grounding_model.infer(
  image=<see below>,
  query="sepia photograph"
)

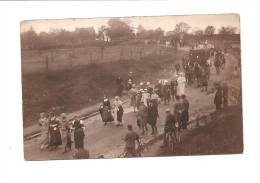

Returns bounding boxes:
[21,14,243,160]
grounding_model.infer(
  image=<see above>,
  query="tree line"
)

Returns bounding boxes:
[21,18,238,50]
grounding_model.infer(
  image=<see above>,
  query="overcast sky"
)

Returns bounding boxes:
[21,14,240,34]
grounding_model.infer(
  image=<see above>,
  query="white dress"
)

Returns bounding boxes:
[113,100,123,125]
[141,92,150,107]
[177,76,186,96]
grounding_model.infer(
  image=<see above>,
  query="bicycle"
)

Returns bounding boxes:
[164,129,177,152]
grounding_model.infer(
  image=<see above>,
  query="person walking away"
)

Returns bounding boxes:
[73,117,85,153]
[160,109,176,148]
[214,83,223,111]
[113,96,124,126]
[48,111,62,150]
[177,72,186,97]
[124,125,140,157]
[180,95,189,130]
[38,112,49,150]
[222,82,229,108]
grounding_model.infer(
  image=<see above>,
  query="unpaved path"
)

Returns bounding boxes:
[24,51,238,160]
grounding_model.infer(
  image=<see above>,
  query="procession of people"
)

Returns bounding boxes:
[36,47,231,158]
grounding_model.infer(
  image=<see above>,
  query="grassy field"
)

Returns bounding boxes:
[158,105,243,156]
[21,44,168,74]
[22,47,185,128]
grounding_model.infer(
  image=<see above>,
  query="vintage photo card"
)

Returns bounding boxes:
[21,14,242,160]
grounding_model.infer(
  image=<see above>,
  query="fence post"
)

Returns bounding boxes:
[45,55,49,70]
[89,51,93,64]
[139,46,143,60]
[120,48,123,61]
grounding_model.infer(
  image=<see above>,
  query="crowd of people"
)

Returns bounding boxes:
[182,48,226,92]
[38,111,89,159]
[36,47,231,158]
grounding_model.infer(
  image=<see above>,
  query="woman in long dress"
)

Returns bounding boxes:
[49,112,62,150]
[177,72,186,97]
[113,96,124,126]
[73,118,85,150]
[60,113,70,150]
[38,112,49,150]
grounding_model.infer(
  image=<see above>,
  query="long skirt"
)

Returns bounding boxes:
[49,129,62,147]
[177,83,185,96]
[147,115,157,127]
[39,131,49,149]
[181,111,189,129]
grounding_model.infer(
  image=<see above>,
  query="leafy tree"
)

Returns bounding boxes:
[204,25,215,35]
[194,29,204,36]
[106,18,134,41]
[218,26,237,35]
[97,25,107,41]
[153,27,164,39]
[21,27,38,49]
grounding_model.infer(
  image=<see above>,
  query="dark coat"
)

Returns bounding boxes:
[74,128,85,149]
[214,88,223,105]
[147,101,159,126]
[49,118,62,147]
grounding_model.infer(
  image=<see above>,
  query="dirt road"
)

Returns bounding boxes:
[24,52,238,160]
